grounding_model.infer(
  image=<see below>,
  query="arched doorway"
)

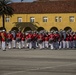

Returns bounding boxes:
[50,27,58,31]
[37,27,44,31]
[11,27,19,32]
[0,27,6,31]
[64,27,72,32]
[23,27,32,32]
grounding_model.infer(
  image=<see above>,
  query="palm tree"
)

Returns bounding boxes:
[0,0,14,28]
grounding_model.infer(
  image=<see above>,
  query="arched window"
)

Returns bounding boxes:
[50,27,58,31]
[11,27,19,32]
[24,27,32,32]
[37,27,44,31]
[64,27,72,32]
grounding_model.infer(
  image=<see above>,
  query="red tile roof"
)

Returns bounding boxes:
[8,1,76,14]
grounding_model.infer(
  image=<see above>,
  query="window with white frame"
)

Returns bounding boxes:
[59,17,62,22]
[5,16,10,22]
[30,17,35,23]
[69,16,75,22]
[17,17,22,22]
[43,17,48,22]
[55,16,59,22]
[55,16,62,22]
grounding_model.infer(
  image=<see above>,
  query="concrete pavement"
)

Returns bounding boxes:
[0,49,76,75]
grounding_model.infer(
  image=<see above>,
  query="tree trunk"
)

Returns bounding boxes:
[2,14,5,28]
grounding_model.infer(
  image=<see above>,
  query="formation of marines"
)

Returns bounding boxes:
[0,29,76,51]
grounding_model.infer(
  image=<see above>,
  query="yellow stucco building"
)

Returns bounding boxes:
[0,1,76,32]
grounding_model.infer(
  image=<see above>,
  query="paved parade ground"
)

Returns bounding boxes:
[0,49,76,75]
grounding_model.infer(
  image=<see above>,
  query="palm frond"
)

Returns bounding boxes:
[0,0,14,28]
[0,0,14,16]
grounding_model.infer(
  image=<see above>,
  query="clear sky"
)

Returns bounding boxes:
[12,0,35,2]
